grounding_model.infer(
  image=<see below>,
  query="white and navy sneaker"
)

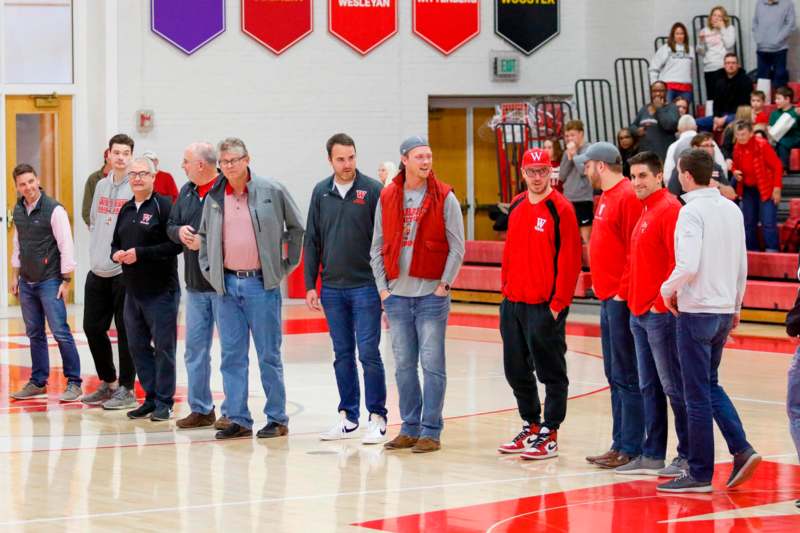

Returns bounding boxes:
[361,413,387,445]
[319,411,359,441]
[520,428,559,460]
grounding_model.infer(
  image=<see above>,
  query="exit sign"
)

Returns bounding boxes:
[492,52,520,81]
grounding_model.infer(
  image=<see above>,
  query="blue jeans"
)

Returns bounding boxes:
[383,293,450,440]
[321,284,387,423]
[741,186,778,251]
[788,346,800,463]
[216,274,286,430]
[696,113,734,132]
[18,277,82,387]
[667,89,693,105]
[184,290,224,416]
[676,313,752,482]
[124,289,180,409]
[600,299,643,456]
[630,311,688,460]
[757,49,789,91]
[777,143,793,174]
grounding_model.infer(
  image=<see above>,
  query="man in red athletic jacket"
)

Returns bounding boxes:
[497,147,582,460]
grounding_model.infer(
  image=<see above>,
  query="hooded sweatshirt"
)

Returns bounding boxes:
[89,172,132,277]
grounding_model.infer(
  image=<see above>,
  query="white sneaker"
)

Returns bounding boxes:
[361,413,387,445]
[319,411,359,441]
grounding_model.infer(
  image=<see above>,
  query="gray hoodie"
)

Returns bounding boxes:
[89,173,132,277]
[753,0,796,52]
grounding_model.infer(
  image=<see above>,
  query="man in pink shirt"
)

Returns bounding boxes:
[9,164,82,402]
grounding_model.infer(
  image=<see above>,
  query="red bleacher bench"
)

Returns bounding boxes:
[791,148,800,173]
[453,265,592,299]
[462,241,504,264]
[748,252,799,279]
[742,280,798,310]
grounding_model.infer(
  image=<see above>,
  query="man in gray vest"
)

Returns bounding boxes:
[9,164,82,402]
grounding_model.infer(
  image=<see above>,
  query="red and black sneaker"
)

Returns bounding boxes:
[497,423,541,454]
[520,429,558,460]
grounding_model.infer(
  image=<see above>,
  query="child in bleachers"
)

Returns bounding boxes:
[750,90,770,125]
[769,86,800,174]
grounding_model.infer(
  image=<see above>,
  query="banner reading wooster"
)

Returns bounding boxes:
[151,0,226,55]
[329,0,397,55]
[495,0,559,56]
[242,0,313,55]
[413,0,480,56]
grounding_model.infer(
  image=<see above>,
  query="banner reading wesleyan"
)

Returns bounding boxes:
[413,0,480,56]
[151,0,225,55]
[329,0,397,55]
[495,0,559,56]
[242,0,313,55]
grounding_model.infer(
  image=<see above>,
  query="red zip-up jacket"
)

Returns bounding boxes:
[589,178,643,301]
[628,188,681,316]
[501,189,582,313]
[731,136,782,202]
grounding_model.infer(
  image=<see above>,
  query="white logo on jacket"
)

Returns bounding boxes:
[535,217,547,232]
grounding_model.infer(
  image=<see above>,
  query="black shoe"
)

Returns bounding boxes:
[215,423,252,440]
[256,422,289,439]
[126,402,156,419]
[795,499,800,509]
[727,448,762,488]
[150,405,173,422]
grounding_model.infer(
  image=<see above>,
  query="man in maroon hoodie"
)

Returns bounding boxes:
[497,147,582,460]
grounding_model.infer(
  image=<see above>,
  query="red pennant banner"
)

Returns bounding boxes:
[242,0,313,55]
[328,0,397,55]
[413,0,480,55]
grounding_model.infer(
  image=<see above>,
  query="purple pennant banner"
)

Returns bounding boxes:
[151,0,226,55]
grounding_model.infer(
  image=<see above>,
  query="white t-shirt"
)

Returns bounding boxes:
[334,181,354,199]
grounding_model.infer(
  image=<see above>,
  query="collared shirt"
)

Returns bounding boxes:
[223,187,260,270]
[11,195,76,275]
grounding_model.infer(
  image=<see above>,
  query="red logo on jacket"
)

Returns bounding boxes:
[354,189,367,205]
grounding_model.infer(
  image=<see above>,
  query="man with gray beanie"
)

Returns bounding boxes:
[370,136,465,453]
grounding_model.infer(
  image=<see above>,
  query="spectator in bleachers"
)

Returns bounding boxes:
[543,137,563,188]
[650,23,695,104]
[664,115,728,183]
[674,96,690,117]
[617,128,640,178]
[697,6,736,103]
[697,54,751,132]
[753,0,796,93]
[769,86,800,173]
[630,81,680,162]
[558,120,594,246]
[751,90,771,125]
[668,133,736,201]
[731,120,783,251]
[721,106,755,160]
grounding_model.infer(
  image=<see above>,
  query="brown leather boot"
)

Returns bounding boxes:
[594,452,633,469]
[411,438,441,453]
[586,448,618,464]
[176,410,216,429]
[384,434,419,450]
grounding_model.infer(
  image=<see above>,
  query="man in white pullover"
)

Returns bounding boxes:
[657,148,760,494]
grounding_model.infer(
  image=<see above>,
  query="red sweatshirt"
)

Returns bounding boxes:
[589,178,643,301]
[501,189,582,313]
[627,188,681,316]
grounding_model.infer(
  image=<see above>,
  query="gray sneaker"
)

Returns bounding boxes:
[658,456,689,478]
[615,455,665,475]
[657,472,712,493]
[102,386,138,410]
[59,382,82,403]
[81,382,114,405]
[10,381,47,400]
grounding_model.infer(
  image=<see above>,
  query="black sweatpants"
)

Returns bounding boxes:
[83,271,135,389]
[499,299,569,429]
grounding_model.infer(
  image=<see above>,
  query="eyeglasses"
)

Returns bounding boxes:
[524,167,551,178]
[219,155,247,167]
[700,143,715,148]
[127,171,152,180]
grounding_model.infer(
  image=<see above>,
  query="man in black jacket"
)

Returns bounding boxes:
[698,54,752,132]
[112,157,182,422]
[304,133,388,444]
[167,142,225,430]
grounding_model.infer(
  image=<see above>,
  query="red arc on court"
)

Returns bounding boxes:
[328,0,397,55]
[242,0,313,55]
[412,0,480,55]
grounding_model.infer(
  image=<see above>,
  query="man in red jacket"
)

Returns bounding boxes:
[497,148,582,460]
[579,142,645,469]
[615,151,689,478]
[731,120,783,251]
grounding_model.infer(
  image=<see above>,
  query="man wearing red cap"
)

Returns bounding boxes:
[497,148,582,460]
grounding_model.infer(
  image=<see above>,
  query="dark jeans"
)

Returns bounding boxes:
[697,113,734,132]
[703,68,725,103]
[629,311,688,460]
[124,289,180,409]
[321,284,387,423]
[676,313,752,482]
[83,271,134,389]
[499,300,569,429]
[18,277,82,387]
[741,185,778,251]
[600,298,644,456]
[757,49,789,91]
[777,143,793,174]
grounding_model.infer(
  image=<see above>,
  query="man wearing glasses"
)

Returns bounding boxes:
[496,148,582,460]
[198,138,305,440]
[111,157,183,421]
[667,133,736,200]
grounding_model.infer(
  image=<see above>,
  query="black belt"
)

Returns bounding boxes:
[224,268,262,278]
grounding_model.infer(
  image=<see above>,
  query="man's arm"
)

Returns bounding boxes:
[776,2,797,45]
[735,211,748,313]
[50,206,77,277]
[616,194,644,301]
[551,203,582,314]
[656,104,679,134]
[278,183,305,273]
[303,188,322,291]
[661,208,703,298]
[81,173,98,227]
[165,189,185,245]
[440,193,466,288]
[370,202,389,294]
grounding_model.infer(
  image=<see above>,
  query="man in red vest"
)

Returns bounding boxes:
[496,148,582,460]
[370,136,465,453]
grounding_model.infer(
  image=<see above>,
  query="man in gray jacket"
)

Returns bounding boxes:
[198,137,304,440]
[753,0,796,91]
